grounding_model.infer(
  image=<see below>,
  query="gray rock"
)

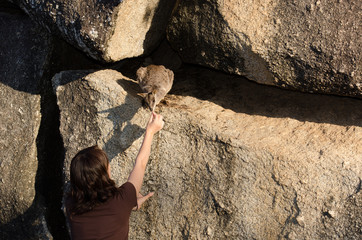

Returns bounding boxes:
[54,67,361,239]
[10,0,177,62]
[167,0,362,98]
[0,11,52,240]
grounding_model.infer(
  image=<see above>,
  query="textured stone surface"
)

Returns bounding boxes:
[54,67,361,239]
[167,0,362,98]
[0,11,51,239]
[10,0,177,62]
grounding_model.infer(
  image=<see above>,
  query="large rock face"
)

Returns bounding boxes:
[53,67,361,239]
[10,0,177,62]
[167,0,362,98]
[0,10,51,239]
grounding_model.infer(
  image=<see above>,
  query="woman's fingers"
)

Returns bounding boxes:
[146,112,164,134]
[136,192,155,210]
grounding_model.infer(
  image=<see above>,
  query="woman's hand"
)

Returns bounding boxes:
[133,192,154,210]
[146,112,164,135]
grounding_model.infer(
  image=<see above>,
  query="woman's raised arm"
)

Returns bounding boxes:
[127,112,164,198]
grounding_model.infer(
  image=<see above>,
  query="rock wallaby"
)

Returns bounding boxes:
[136,65,174,111]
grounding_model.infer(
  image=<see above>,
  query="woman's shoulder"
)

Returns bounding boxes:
[117,182,136,198]
[119,182,136,191]
[115,182,137,208]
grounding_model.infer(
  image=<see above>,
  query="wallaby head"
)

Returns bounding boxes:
[144,91,157,112]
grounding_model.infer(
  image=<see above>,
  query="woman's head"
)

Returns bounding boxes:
[67,146,118,215]
[70,145,110,189]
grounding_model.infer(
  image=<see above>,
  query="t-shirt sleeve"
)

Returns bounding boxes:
[119,182,137,210]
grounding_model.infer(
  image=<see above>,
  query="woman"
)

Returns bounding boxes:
[66,112,164,240]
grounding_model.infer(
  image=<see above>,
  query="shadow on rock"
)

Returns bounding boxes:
[95,77,145,161]
[0,199,51,240]
[171,64,362,127]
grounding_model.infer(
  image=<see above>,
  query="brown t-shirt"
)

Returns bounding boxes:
[67,182,137,240]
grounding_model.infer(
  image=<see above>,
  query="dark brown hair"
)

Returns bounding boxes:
[66,146,119,215]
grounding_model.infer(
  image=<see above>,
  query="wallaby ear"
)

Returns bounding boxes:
[168,69,174,81]
[136,67,146,80]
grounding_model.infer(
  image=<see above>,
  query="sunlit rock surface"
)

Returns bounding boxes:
[53,67,361,239]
